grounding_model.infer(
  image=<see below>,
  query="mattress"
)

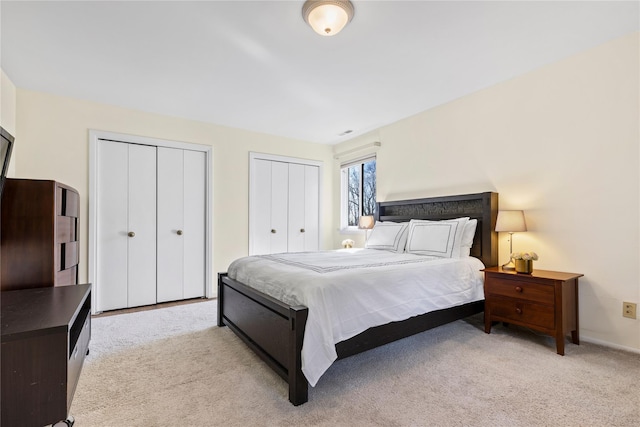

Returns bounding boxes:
[227,248,485,386]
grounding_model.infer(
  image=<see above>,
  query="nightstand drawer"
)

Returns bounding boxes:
[487,299,555,330]
[485,277,554,305]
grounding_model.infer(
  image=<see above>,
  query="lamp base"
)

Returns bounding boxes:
[501,259,516,270]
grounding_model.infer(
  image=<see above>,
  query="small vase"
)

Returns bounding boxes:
[515,259,533,274]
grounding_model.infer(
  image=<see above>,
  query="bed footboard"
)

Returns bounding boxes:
[218,273,309,405]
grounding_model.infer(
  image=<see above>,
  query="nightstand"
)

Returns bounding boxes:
[482,267,583,355]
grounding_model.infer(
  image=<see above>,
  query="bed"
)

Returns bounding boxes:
[218,192,498,405]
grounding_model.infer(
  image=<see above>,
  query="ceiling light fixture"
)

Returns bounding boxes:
[302,0,354,36]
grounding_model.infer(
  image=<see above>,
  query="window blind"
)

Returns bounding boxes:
[340,154,376,169]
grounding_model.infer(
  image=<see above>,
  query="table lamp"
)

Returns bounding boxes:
[358,215,375,241]
[495,210,527,270]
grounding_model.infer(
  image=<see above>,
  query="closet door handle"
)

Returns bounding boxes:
[128,231,135,238]
[271,229,276,234]
[177,230,183,236]
[300,228,305,233]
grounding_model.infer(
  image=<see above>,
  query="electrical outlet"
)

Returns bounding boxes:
[623,302,637,319]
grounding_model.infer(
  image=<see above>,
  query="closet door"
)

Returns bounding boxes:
[287,164,306,253]
[96,141,156,311]
[288,163,320,252]
[250,159,288,255]
[157,147,206,302]
[182,150,206,299]
[288,164,319,253]
[250,155,321,255]
[250,159,272,255]
[157,148,185,302]
[270,161,289,253]
[96,141,128,311]
[303,164,320,251]
[127,145,157,307]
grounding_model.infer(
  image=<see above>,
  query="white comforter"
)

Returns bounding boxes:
[227,249,485,387]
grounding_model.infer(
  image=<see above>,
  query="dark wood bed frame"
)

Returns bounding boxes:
[218,192,498,405]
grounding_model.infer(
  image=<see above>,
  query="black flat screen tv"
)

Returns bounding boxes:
[1,126,14,198]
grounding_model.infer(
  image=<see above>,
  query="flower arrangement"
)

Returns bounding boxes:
[511,251,539,261]
[342,239,355,249]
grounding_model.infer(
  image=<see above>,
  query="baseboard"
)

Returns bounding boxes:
[581,335,640,355]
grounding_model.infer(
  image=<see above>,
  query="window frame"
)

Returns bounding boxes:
[340,155,376,232]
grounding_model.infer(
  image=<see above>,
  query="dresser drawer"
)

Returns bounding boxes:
[65,190,79,218]
[56,187,79,218]
[56,216,77,243]
[61,241,79,270]
[485,276,554,305]
[56,266,77,286]
[487,298,555,330]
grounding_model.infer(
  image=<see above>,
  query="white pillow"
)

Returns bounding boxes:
[459,219,478,258]
[365,221,409,253]
[405,217,469,258]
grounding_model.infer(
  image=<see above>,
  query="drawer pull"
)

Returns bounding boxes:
[515,307,523,315]
[515,286,523,293]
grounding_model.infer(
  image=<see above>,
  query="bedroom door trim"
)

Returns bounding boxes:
[88,130,213,314]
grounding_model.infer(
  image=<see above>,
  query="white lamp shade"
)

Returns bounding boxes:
[495,210,527,232]
[303,1,354,36]
[358,215,375,230]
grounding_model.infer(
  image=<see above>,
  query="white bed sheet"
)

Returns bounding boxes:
[227,248,485,387]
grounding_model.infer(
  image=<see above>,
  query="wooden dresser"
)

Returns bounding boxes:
[1,178,80,291]
[483,266,583,355]
[1,284,91,426]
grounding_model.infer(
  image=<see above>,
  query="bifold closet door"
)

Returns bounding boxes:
[287,164,319,253]
[127,145,158,306]
[157,147,206,302]
[250,159,288,255]
[182,150,206,298]
[96,141,157,312]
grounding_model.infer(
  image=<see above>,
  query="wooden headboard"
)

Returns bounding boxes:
[375,192,498,267]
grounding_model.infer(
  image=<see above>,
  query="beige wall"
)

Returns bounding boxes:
[1,69,17,176]
[335,32,640,351]
[13,90,334,291]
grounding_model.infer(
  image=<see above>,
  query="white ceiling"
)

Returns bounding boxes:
[1,1,638,144]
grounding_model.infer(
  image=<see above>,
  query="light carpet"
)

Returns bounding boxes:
[71,299,640,426]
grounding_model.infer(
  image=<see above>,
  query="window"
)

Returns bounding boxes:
[341,156,376,229]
